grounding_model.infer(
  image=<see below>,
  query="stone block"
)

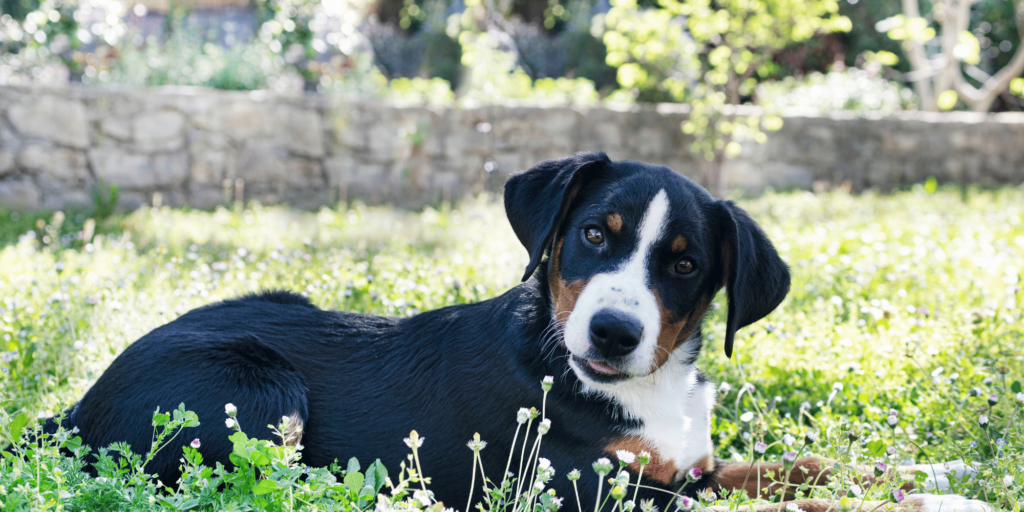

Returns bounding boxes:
[17,144,90,183]
[274,106,325,158]
[0,177,41,210]
[152,151,189,186]
[8,96,90,148]
[90,148,155,189]
[134,110,186,152]
[0,150,15,177]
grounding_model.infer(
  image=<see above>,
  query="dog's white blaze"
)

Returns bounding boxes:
[563,189,669,375]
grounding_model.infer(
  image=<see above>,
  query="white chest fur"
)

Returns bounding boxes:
[585,349,716,481]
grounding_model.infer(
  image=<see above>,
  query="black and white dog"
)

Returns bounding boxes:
[48,153,990,511]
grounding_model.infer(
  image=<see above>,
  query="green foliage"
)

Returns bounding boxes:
[1,189,1022,510]
[757,65,916,114]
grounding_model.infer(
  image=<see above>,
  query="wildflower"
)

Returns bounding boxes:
[609,485,626,500]
[1017,392,1024,404]
[979,415,989,428]
[623,500,635,512]
[996,438,1006,448]
[742,383,756,394]
[542,375,554,392]
[593,458,613,476]
[970,441,978,449]
[969,387,983,397]
[874,462,887,477]
[886,446,896,456]
[225,418,236,429]
[685,467,702,482]
[891,489,905,503]
[987,394,999,406]
[190,438,201,449]
[637,450,651,465]
[848,485,862,497]
[717,382,732,395]
[739,411,755,422]
[804,431,818,445]
[404,430,424,449]
[786,504,806,512]
[615,470,630,487]
[517,408,531,424]
[532,417,551,435]
[677,496,696,510]
[1003,475,1014,488]
[225,403,237,417]
[639,499,656,512]
[832,382,844,392]
[549,497,564,510]
[847,429,859,442]
[887,415,897,427]
[466,432,487,452]
[782,434,796,446]
[754,441,767,455]
[616,450,636,465]
[567,469,581,481]
[534,481,546,493]
[983,377,993,385]
[414,489,433,506]
[838,497,853,511]
[696,489,717,503]
[782,452,796,470]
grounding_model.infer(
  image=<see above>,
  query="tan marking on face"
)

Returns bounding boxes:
[671,235,687,252]
[605,437,679,485]
[649,289,713,370]
[549,236,588,327]
[606,213,623,234]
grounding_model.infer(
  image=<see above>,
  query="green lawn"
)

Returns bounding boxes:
[1,187,1022,511]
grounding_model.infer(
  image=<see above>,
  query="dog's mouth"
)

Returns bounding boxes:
[570,355,630,384]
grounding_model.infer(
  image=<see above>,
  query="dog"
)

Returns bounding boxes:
[45,152,990,511]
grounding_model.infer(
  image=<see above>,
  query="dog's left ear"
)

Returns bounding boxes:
[715,200,790,358]
[504,152,611,282]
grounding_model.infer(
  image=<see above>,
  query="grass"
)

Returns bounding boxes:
[1,186,1022,511]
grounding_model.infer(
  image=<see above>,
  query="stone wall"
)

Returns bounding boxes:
[1,85,1023,211]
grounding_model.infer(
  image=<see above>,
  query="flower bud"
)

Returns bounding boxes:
[874,462,887,478]
[542,375,554,392]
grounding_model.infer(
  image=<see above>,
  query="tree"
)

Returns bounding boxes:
[879,0,1024,112]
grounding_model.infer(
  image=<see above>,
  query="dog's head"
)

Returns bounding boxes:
[505,152,790,386]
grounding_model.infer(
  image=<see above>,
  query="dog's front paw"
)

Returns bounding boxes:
[904,494,994,512]
[904,460,978,491]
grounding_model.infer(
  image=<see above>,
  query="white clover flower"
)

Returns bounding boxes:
[717,382,732,394]
[782,434,796,446]
[1003,475,1014,487]
[887,415,898,426]
[616,450,636,464]
[225,403,237,417]
[225,418,236,429]
[538,458,551,470]
[538,418,551,435]
[677,496,696,510]
[517,408,531,424]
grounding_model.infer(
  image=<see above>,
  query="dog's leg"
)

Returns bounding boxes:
[898,460,979,491]
[712,457,871,500]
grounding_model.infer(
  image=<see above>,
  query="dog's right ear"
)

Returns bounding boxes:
[504,152,610,282]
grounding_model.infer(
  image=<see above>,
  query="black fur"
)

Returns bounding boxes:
[48,153,787,507]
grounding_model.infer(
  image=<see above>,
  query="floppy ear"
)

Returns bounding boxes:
[504,152,611,282]
[716,200,790,358]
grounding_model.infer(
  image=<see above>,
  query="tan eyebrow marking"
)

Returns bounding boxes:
[606,213,623,233]
[671,235,687,252]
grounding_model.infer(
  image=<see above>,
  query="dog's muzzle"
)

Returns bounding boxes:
[589,308,643,358]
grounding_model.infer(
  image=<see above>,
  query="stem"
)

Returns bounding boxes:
[573,480,583,512]
[631,465,645,503]
[412,444,427,492]
[594,478,604,512]
[504,423,523,483]
[467,451,478,512]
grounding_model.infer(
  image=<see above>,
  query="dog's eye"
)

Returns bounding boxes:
[584,226,604,245]
[674,258,695,275]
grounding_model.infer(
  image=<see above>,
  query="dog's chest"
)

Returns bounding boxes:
[598,362,716,482]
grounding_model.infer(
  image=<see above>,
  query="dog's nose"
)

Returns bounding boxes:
[589,309,643,358]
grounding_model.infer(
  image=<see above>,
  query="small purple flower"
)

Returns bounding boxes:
[686,467,702,482]
[754,441,767,455]
[677,496,696,510]
[887,415,898,427]
[874,462,887,477]
[891,489,906,503]
[190,438,201,449]
[970,440,978,449]
[782,451,796,470]
[988,394,999,406]
[886,446,896,456]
